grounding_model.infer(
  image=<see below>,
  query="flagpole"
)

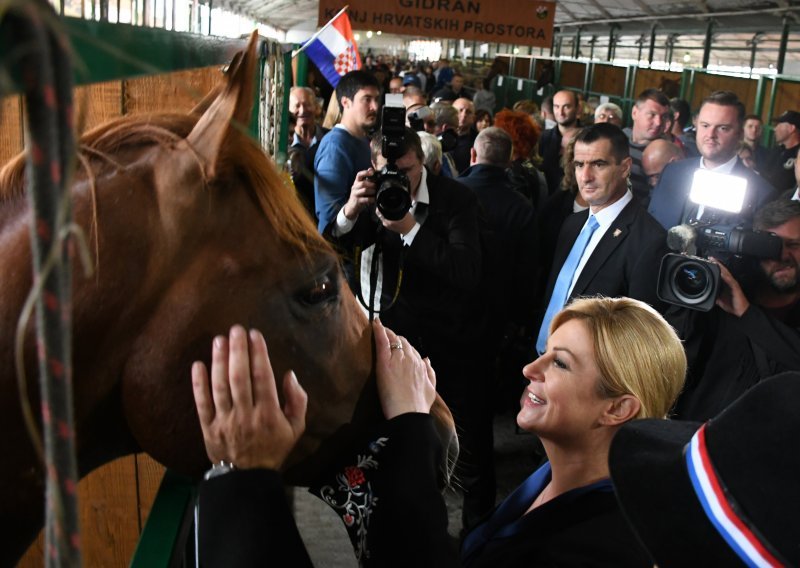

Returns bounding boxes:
[292,5,350,58]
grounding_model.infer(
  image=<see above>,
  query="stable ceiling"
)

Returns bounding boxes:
[213,0,800,36]
[212,0,800,69]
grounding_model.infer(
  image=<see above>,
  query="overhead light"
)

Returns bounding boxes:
[366,30,373,38]
[683,52,691,63]
[376,30,382,36]
[513,47,520,54]
[354,33,360,41]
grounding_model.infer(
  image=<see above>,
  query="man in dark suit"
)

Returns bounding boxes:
[538,89,580,194]
[648,91,777,231]
[327,127,495,532]
[536,123,668,354]
[459,127,539,412]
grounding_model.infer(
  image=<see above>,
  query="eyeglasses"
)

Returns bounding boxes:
[595,113,619,122]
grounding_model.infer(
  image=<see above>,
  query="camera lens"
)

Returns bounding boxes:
[376,179,412,221]
[671,260,713,304]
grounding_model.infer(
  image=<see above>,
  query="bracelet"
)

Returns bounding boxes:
[204,460,236,481]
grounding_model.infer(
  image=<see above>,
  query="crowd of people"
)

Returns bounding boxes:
[200,53,800,566]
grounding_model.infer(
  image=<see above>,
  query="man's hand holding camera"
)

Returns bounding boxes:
[343,168,377,221]
[376,208,417,236]
[711,257,751,317]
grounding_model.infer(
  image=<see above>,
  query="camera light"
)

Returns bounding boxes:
[689,170,747,213]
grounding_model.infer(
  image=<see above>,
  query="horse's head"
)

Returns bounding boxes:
[2,32,456,491]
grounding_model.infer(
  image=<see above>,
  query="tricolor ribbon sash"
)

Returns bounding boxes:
[685,424,784,568]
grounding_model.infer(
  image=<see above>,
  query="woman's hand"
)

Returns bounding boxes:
[373,319,437,419]
[191,326,308,470]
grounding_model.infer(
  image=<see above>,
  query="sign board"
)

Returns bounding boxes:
[318,0,556,48]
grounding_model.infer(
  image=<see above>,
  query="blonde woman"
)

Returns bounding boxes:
[462,297,686,568]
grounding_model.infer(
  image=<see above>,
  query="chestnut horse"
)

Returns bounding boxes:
[0,34,456,564]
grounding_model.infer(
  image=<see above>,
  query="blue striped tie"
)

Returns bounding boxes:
[536,215,600,354]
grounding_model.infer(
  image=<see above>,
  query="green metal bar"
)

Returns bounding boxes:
[702,20,714,69]
[278,48,292,157]
[296,49,309,88]
[648,24,656,65]
[62,17,247,87]
[584,61,592,95]
[130,470,197,568]
[251,39,265,141]
[777,18,790,74]
[753,74,767,119]
[679,69,691,101]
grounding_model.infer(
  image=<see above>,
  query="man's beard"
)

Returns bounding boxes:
[763,262,799,293]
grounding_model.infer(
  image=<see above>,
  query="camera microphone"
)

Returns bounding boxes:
[666,224,698,256]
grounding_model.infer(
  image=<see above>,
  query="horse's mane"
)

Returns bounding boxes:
[0,112,331,258]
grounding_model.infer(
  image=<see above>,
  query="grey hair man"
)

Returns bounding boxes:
[594,102,623,126]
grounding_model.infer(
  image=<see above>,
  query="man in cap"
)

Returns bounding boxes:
[610,371,800,567]
[762,110,800,192]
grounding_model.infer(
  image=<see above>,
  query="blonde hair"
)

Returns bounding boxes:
[550,297,686,419]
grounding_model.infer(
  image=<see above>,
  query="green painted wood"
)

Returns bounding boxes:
[129,470,196,568]
[2,16,250,94]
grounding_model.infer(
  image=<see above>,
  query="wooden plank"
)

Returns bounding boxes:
[560,61,586,90]
[74,81,123,134]
[0,95,23,166]
[690,73,759,114]
[591,64,626,97]
[123,66,221,115]
[17,456,144,568]
[772,80,800,120]
[136,454,166,528]
[633,69,681,99]
[512,56,531,78]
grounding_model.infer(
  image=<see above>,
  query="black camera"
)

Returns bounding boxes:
[407,105,432,133]
[372,94,412,221]
[658,221,782,311]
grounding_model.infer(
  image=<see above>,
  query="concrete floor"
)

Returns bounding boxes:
[293,410,542,567]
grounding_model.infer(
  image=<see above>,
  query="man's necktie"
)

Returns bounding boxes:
[536,215,600,354]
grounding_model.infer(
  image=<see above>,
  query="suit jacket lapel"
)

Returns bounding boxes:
[571,201,637,296]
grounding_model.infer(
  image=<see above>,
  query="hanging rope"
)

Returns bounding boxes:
[1,1,81,565]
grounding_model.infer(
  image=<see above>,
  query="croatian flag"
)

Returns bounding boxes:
[303,10,361,88]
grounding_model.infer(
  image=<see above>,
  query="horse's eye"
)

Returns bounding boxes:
[298,275,338,306]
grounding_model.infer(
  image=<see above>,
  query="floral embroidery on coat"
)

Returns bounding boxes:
[314,436,389,564]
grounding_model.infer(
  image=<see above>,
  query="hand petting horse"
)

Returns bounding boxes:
[0,31,457,565]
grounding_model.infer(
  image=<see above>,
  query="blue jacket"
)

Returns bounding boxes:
[313,127,372,233]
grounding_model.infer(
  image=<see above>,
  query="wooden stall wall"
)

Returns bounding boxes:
[560,61,586,91]
[13,64,221,568]
[633,68,681,99]
[591,64,627,98]
[690,73,759,114]
[771,80,800,118]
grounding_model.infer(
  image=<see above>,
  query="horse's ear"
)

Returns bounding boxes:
[186,31,259,179]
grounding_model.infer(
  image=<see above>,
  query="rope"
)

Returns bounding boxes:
[1,1,81,565]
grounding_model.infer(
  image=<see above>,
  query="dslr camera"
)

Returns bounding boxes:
[371,93,412,221]
[657,170,782,311]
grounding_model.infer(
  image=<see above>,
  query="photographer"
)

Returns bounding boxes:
[327,127,496,532]
[672,199,800,421]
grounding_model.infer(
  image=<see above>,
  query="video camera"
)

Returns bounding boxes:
[657,170,782,311]
[371,94,412,221]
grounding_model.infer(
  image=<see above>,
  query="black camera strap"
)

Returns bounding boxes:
[353,225,405,320]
